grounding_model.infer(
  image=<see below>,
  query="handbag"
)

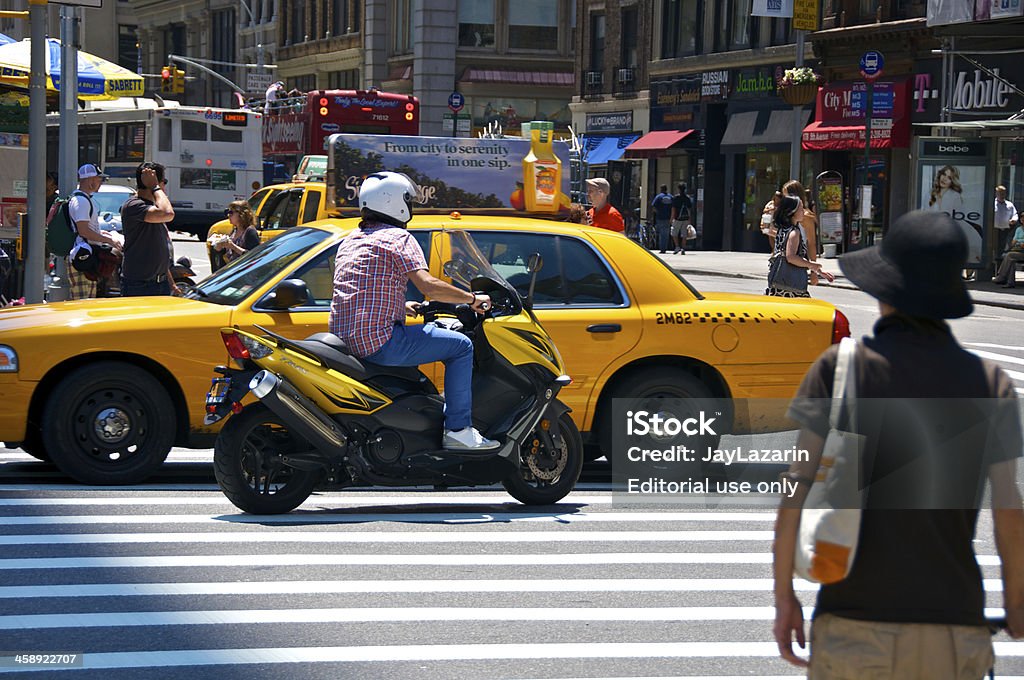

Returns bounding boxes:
[768,227,809,292]
[685,224,697,240]
[794,337,866,585]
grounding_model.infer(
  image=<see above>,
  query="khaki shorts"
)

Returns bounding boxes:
[808,614,993,680]
[670,220,687,237]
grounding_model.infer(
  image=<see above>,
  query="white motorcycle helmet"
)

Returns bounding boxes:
[358,172,417,227]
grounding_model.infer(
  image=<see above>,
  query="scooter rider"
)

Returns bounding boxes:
[329,172,499,451]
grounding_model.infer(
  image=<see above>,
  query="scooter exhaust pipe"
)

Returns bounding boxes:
[249,370,347,451]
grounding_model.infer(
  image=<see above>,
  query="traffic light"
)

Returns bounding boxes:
[172,66,185,94]
[160,66,172,93]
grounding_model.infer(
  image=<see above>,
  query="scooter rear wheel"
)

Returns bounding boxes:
[214,404,321,514]
[502,411,583,505]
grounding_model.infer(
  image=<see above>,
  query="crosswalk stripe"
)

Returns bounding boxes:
[965,342,1024,352]
[968,347,1024,363]
[0,530,776,546]
[0,578,1005,599]
[1,606,1015,630]
[0,511,779,526]
[0,641,1020,673]
[0,552,1002,570]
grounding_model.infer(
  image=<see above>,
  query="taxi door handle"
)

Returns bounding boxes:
[587,324,621,333]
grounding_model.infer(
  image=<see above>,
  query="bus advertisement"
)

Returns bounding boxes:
[47,101,264,239]
[263,89,419,180]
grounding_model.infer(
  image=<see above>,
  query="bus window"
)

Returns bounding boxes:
[106,123,145,162]
[182,120,207,141]
[158,118,172,152]
[211,126,243,143]
[301,191,321,223]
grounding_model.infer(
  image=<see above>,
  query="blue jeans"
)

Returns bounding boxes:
[363,323,474,431]
[655,219,671,252]
[120,277,171,297]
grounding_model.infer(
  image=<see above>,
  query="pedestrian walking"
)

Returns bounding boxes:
[783,180,820,285]
[761,190,783,251]
[67,164,124,300]
[766,195,833,298]
[994,184,1018,256]
[119,162,178,297]
[651,184,674,253]
[773,210,1024,679]
[584,178,624,232]
[670,182,693,255]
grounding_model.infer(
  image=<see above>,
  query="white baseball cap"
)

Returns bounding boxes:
[78,163,108,180]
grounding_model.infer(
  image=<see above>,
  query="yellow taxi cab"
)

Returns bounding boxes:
[205,178,333,271]
[0,214,847,484]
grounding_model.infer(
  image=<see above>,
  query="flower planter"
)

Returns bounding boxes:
[779,83,819,106]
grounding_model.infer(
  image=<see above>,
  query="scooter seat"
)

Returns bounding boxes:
[298,332,425,384]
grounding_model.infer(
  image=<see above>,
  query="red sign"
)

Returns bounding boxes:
[803,78,912,151]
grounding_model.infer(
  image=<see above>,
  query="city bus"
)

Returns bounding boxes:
[263,88,419,182]
[46,99,263,239]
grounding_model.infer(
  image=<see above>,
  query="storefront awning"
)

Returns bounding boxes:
[581,133,641,165]
[622,129,694,158]
[801,120,911,150]
[720,110,811,151]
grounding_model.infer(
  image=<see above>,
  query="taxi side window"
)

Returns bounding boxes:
[264,191,303,230]
[468,232,622,306]
[407,230,432,302]
[301,191,321,224]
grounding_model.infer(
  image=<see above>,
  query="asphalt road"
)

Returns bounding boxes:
[1,263,1022,678]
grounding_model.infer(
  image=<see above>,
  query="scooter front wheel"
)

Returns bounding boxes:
[214,404,321,514]
[502,411,583,505]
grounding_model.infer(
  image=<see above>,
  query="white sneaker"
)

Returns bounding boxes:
[443,427,500,451]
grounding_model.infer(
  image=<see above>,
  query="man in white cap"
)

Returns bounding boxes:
[67,164,123,299]
[264,81,285,115]
[584,177,624,232]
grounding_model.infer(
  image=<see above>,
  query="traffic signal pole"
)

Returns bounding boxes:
[50,3,79,302]
[25,0,47,304]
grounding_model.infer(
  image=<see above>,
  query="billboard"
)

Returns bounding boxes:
[915,138,991,267]
[326,133,573,216]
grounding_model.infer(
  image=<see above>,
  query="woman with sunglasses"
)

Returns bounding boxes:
[214,201,259,263]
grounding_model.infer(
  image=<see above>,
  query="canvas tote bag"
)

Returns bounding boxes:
[794,337,866,584]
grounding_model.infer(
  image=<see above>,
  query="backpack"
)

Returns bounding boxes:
[46,191,93,258]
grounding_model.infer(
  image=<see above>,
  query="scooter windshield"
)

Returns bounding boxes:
[445,230,523,316]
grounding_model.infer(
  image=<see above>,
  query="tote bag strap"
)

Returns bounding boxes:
[828,337,857,429]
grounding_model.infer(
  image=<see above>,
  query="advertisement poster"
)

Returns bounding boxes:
[180,168,212,190]
[915,138,990,266]
[751,0,794,17]
[210,170,237,191]
[327,133,572,215]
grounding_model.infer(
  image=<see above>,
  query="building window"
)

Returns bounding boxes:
[328,68,360,89]
[770,17,791,46]
[211,10,235,76]
[589,13,605,71]
[392,0,412,54]
[117,25,138,72]
[291,0,306,44]
[331,0,348,34]
[620,7,637,67]
[731,0,753,49]
[309,0,318,40]
[165,25,186,62]
[289,74,317,91]
[458,0,495,48]
[661,0,700,58]
[508,0,557,50]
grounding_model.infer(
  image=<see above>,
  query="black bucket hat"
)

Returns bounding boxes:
[838,210,973,319]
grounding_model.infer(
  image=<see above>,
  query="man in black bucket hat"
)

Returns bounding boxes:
[772,210,1023,678]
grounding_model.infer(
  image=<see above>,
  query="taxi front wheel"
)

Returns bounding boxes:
[41,362,175,485]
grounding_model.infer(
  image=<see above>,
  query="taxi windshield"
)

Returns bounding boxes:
[188,227,331,305]
[444,230,523,314]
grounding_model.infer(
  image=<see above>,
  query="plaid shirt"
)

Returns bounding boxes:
[328,222,427,357]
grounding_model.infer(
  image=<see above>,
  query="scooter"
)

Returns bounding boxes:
[170,256,198,295]
[204,232,582,514]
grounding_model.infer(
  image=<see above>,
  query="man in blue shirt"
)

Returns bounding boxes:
[651,185,674,254]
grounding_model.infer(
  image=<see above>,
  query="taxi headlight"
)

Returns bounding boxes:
[0,346,18,372]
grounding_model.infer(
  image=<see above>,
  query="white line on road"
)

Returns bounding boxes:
[0,530,776,546]
[0,552,1002,570]
[1,605,1014,630]
[0,578,1005,599]
[0,511,779,526]
[965,343,1024,353]
[0,641,1020,673]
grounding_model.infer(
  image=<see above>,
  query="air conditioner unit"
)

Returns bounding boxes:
[617,69,634,84]
[585,71,603,86]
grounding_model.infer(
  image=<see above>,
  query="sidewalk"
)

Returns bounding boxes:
[655,249,1024,312]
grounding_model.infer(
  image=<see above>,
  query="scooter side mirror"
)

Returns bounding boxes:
[263,278,311,310]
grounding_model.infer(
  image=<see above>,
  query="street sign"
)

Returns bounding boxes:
[448,91,464,112]
[792,0,819,30]
[247,72,274,93]
[859,51,884,80]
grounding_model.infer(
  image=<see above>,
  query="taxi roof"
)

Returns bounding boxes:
[304,213,614,238]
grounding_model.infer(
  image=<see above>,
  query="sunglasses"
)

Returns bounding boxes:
[224,209,237,216]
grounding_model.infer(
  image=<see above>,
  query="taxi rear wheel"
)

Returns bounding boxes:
[602,367,723,463]
[41,362,175,485]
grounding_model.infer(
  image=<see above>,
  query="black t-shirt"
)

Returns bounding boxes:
[788,314,1022,626]
[671,193,692,221]
[120,196,172,281]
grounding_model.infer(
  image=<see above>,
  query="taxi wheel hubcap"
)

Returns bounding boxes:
[94,407,133,444]
[72,388,148,460]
